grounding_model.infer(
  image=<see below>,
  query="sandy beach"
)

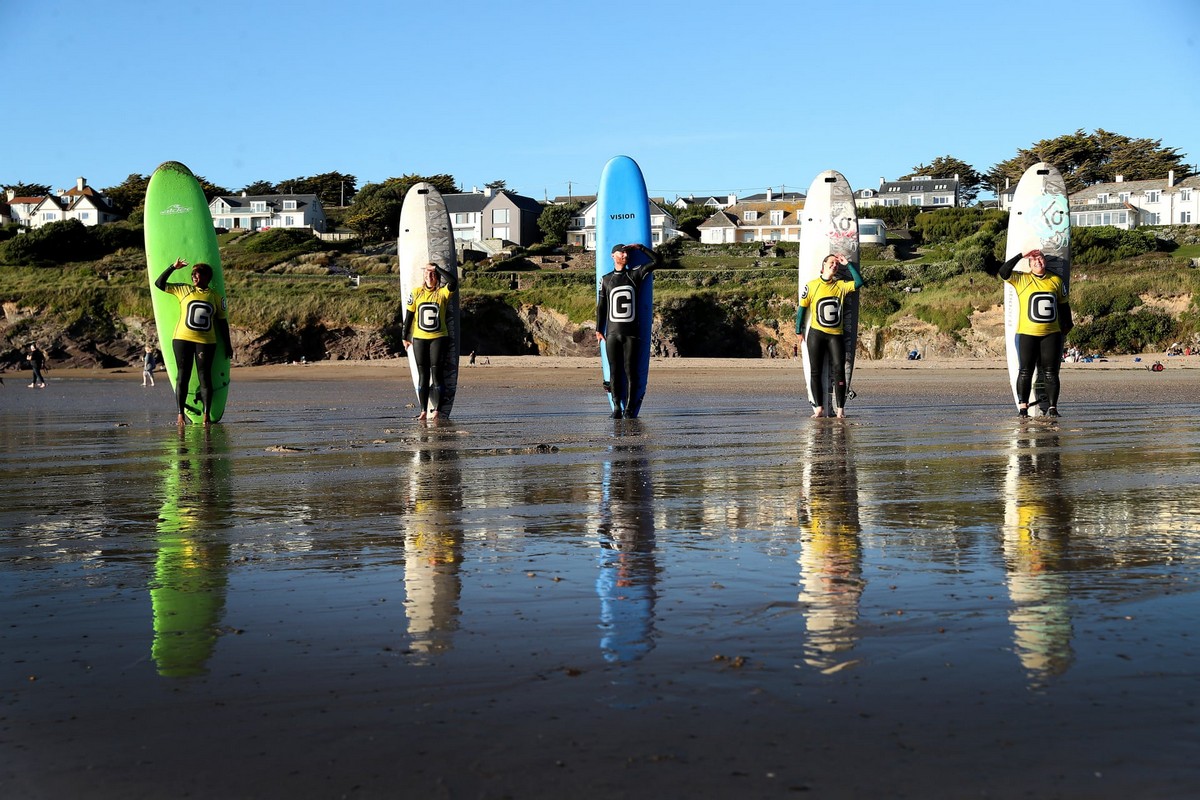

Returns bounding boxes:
[4,354,1200,799]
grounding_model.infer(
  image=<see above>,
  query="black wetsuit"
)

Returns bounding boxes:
[597,248,661,416]
[997,252,1072,411]
[402,266,458,414]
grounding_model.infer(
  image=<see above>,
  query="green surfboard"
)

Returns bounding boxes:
[143,161,231,423]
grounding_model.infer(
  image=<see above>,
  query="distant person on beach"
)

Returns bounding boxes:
[142,345,157,387]
[596,242,661,419]
[402,262,458,421]
[796,253,864,419]
[25,343,47,388]
[988,248,1072,417]
[155,258,232,425]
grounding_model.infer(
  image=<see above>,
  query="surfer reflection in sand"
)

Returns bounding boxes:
[150,427,233,678]
[596,437,658,662]
[796,422,864,670]
[401,441,464,662]
[1002,432,1074,683]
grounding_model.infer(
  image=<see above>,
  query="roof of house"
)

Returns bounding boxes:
[880,177,959,194]
[445,189,542,214]
[1070,174,1197,201]
[698,210,739,229]
[739,191,806,203]
[213,194,321,211]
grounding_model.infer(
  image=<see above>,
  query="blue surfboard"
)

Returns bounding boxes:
[595,156,653,414]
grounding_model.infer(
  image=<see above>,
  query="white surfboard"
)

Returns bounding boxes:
[398,183,460,417]
[798,170,860,412]
[1003,162,1070,415]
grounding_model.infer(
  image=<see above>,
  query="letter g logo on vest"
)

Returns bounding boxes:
[816,297,842,328]
[609,286,636,322]
[1028,292,1058,324]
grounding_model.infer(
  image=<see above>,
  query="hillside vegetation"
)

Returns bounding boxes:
[2,212,1198,369]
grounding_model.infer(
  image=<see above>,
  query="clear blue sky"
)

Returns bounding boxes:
[3,0,1198,202]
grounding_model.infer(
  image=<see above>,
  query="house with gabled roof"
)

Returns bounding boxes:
[859,176,960,210]
[565,198,679,250]
[445,187,542,247]
[697,197,805,244]
[209,193,328,232]
[15,178,119,228]
[1069,171,1198,230]
[672,194,732,211]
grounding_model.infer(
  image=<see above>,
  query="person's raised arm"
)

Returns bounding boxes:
[155,258,187,291]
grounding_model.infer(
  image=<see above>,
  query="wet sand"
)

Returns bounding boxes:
[4,356,1200,798]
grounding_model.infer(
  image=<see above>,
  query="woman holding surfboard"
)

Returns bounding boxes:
[991,248,1073,417]
[402,262,458,421]
[797,253,864,419]
[154,259,232,426]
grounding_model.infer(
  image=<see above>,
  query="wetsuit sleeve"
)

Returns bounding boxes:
[847,261,864,290]
[795,305,807,335]
[154,265,175,292]
[997,252,1022,281]
[436,265,458,293]
[402,310,415,340]
[596,279,608,336]
[628,244,661,280]
[217,317,233,355]
[1060,303,1073,336]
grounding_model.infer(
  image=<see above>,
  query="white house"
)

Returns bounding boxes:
[697,198,804,244]
[672,194,732,211]
[566,199,680,250]
[1069,171,1199,230]
[14,178,119,229]
[209,193,327,232]
[859,176,960,209]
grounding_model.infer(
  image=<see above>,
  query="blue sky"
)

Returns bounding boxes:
[3,0,1198,202]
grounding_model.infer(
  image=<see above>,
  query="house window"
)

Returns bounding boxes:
[1144,212,1160,224]
[456,213,469,224]
[80,212,90,220]
[1097,194,1109,203]
[283,200,297,211]
[931,196,950,205]
[769,210,783,225]
[1182,211,1193,224]
[284,216,295,226]
[1145,190,1161,203]
[493,227,509,240]
[743,210,758,222]
[252,201,267,212]
[884,198,900,207]
[1118,192,1129,203]
[909,195,922,206]
[1181,189,1193,202]
[492,209,509,223]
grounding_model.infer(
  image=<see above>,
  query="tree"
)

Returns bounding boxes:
[537,202,581,245]
[901,156,983,205]
[344,174,457,241]
[241,180,277,195]
[987,129,1193,195]
[1,182,51,198]
[485,179,508,191]
[673,203,715,240]
[277,172,358,206]
[101,173,150,219]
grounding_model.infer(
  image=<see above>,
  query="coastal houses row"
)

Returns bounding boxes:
[6,171,1199,247]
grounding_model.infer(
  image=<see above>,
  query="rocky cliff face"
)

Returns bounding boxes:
[2,296,1016,372]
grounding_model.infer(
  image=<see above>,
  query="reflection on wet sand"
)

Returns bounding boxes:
[151,427,234,678]
[1003,429,1074,682]
[402,433,464,662]
[797,422,863,671]
[596,426,657,662]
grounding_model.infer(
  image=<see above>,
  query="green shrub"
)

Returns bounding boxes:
[1073,226,1158,265]
[912,208,1007,245]
[1070,307,1173,353]
[0,219,99,265]
[238,228,323,254]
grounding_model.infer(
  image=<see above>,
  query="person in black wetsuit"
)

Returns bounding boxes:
[596,242,661,419]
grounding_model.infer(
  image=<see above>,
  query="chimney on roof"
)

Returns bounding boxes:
[1168,170,1176,188]
[1115,175,1124,183]
[953,173,959,182]
[727,194,737,206]
[879,177,885,188]
[484,187,493,198]
[5,189,13,202]
[767,187,774,201]
[76,177,86,192]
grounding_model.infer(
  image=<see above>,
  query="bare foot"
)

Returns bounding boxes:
[176,414,187,426]
[417,411,427,421]
[835,408,846,419]
[811,407,825,418]
[429,410,439,420]
[202,414,211,427]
